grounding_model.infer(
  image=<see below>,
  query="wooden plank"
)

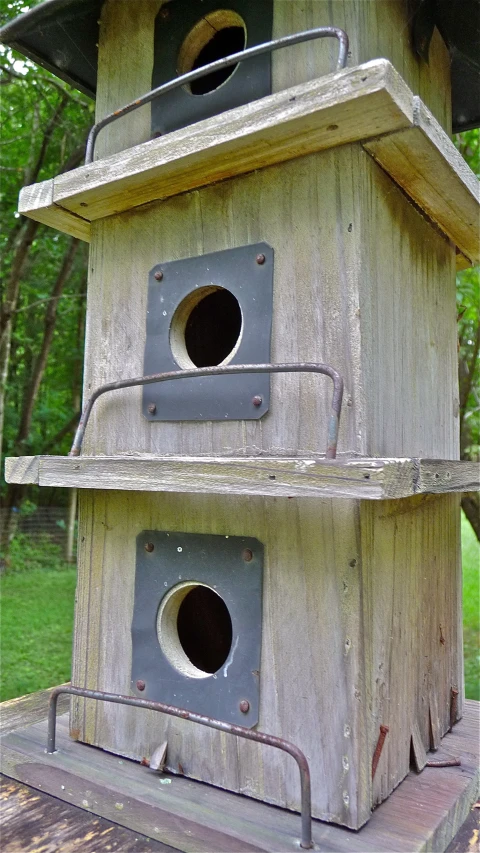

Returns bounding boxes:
[3,456,39,486]
[0,686,70,737]
[1,701,478,852]
[364,98,480,265]
[16,60,413,240]
[17,178,91,242]
[416,459,480,494]
[411,721,428,772]
[5,455,479,498]
[0,776,176,853]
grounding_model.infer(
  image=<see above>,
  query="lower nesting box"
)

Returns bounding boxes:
[71,488,462,829]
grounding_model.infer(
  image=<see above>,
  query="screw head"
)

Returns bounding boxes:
[255,253,266,265]
[239,699,250,713]
[242,548,253,562]
[145,542,154,553]
[252,395,262,407]
[148,403,157,415]
[154,270,163,281]
[136,680,146,691]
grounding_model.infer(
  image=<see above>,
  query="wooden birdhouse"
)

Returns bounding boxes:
[3,0,479,847]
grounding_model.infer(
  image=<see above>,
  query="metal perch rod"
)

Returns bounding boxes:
[69,362,344,458]
[47,685,313,849]
[85,26,349,162]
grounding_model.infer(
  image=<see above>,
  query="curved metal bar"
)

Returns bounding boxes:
[69,363,344,458]
[47,685,313,849]
[85,26,349,163]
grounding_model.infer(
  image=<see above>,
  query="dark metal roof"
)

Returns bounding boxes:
[1,0,479,132]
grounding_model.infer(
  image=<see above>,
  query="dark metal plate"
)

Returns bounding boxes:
[143,243,273,421]
[131,531,263,727]
[151,0,273,137]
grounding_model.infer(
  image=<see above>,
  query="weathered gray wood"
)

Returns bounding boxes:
[18,67,478,264]
[0,685,70,736]
[71,490,369,828]
[75,145,458,461]
[411,721,428,772]
[1,701,478,852]
[5,455,479,498]
[364,98,480,265]
[20,60,413,228]
[360,494,463,807]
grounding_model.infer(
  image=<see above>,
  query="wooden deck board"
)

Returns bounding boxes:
[5,455,479,499]
[1,696,478,852]
[0,775,176,853]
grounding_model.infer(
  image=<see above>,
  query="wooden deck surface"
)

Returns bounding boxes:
[0,690,478,852]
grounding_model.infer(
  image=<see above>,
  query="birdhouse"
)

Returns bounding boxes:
[3,0,479,844]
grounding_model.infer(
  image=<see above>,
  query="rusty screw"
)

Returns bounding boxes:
[256,253,266,265]
[154,270,163,281]
[136,680,146,691]
[144,542,154,553]
[252,395,262,407]
[239,699,250,713]
[148,403,157,415]
[242,548,253,562]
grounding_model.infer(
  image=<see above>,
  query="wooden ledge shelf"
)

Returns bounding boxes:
[18,59,479,266]
[5,455,479,500]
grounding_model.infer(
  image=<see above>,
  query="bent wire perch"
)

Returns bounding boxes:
[69,363,344,458]
[85,26,349,162]
[47,685,314,849]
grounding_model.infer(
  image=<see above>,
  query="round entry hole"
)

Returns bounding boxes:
[170,286,243,368]
[178,10,247,95]
[157,582,233,678]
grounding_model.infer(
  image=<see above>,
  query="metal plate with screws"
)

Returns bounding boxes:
[131,531,263,727]
[143,243,273,421]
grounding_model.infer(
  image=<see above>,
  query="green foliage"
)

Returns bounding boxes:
[1,25,94,497]
[5,532,71,573]
[462,513,480,701]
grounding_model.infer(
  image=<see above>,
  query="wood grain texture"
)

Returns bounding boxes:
[1,702,478,852]
[360,493,463,806]
[18,67,478,263]
[271,0,451,132]
[71,489,369,828]
[0,776,175,853]
[364,98,480,265]
[75,143,458,461]
[5,455,479,498]
[36,61,414,222]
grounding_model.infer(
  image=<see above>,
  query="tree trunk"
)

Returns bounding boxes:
[0,219,40,464]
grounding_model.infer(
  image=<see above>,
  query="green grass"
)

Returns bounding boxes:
[462,512,480,700]
[0,518,478,702]
[0,550,76,702]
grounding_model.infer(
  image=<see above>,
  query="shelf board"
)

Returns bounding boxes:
[18,59,479,265]
[5,455,479,500]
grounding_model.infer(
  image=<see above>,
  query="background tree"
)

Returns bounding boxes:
[0,2,93,551]
[0,2,478,548]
